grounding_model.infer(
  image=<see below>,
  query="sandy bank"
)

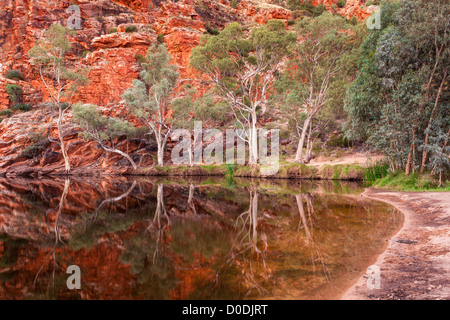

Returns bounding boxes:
[343,189,450,300]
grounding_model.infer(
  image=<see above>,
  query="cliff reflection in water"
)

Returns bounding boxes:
[0,177,403,300]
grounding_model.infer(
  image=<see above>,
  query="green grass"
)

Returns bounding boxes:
[125,25,137,33]
[363,162,389,186]
[373,173,450,191]
[4,69,22,81]
[318,164,364,180]
[276,162,317,179]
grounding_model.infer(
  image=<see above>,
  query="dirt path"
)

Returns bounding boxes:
[343,189,450,300]
[309,153,385,167]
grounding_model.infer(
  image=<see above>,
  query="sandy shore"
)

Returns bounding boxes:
[343,188,450,300]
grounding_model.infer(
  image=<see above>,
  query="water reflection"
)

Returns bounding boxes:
[0,177,403,300]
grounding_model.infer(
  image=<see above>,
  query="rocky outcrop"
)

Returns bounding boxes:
[0,0,375,174]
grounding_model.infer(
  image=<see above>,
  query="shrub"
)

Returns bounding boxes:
[0,109,13,117]
[108,27,118,34]
[231,0,237,9]
[12,103,31,111]
[135,54,146,64]
[288,0,325,17]
[326,133,352,148]
[157,33,164,43]
[20,132,48,158]
[6,84,23,105]
[291,10,312,19]
[12,103,32,111]
[21,142,47,158]
[287,20,295,26]
[4,69,22,80]
[205,23,219,35]
[337,0,346,8]
[82,50,91,58]
[125,25,137,33]
[96,16,105,22]
[363,161,389,186]
[60,102,70,110]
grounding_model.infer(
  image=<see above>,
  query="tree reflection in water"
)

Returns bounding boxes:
[33,178,70,297]
[0,177,403,299]
[295,193,330,283]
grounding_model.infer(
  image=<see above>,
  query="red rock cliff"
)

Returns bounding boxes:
[0,0,373,175]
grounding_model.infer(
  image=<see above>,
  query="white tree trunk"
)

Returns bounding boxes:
[157,142,164,167]
[100,143,137,170]
[57,112,71,173]
[295,116,311,163]
[295,194,312,241]
[249,111,258,165]
[111,149,137,170]
[250,189,259,251]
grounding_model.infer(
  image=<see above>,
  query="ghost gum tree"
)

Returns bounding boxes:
[29,23,87,173]
[72,104,138,170]
[279,12,358,163]
[190,20,296,165]
[122,44,181,167]
[171,89,229,166]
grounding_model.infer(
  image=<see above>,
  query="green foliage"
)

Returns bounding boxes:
[231,0,237,9]
[226,163,237,176]
[135,54,146,64]
[82,50,91,58]
[157,33,164,43]
[72,104,136,143]
[123,43,180,166]
[326,133,352,148]
[191,20,295,123]
[123,44,179,121]
[337,0,346,8]
[21,142,46,158]
[96,16,105,22]
[205,23,219,35]
[277,12,362,158]
[344,0,449,175]
[29,24,74,64]
[363,161,389,186]
[0,109,13,117]
[291,10,312,20]
[287,0,326,17]
[367,0,381,5]
[28,23,88,103]
[6,84,23,105]
[373,172,449,191]
[191,20,295,82]
[20,131,48,158]
[349,16,357,25]
[191,20,296,163]
[4,69,22,80]
[0,237,27,269]
[12,103,32,111]
[318,164,365,180]
[125,25,137,33]
[108,27,118,34]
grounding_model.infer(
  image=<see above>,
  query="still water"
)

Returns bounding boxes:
[0,176,403,299]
